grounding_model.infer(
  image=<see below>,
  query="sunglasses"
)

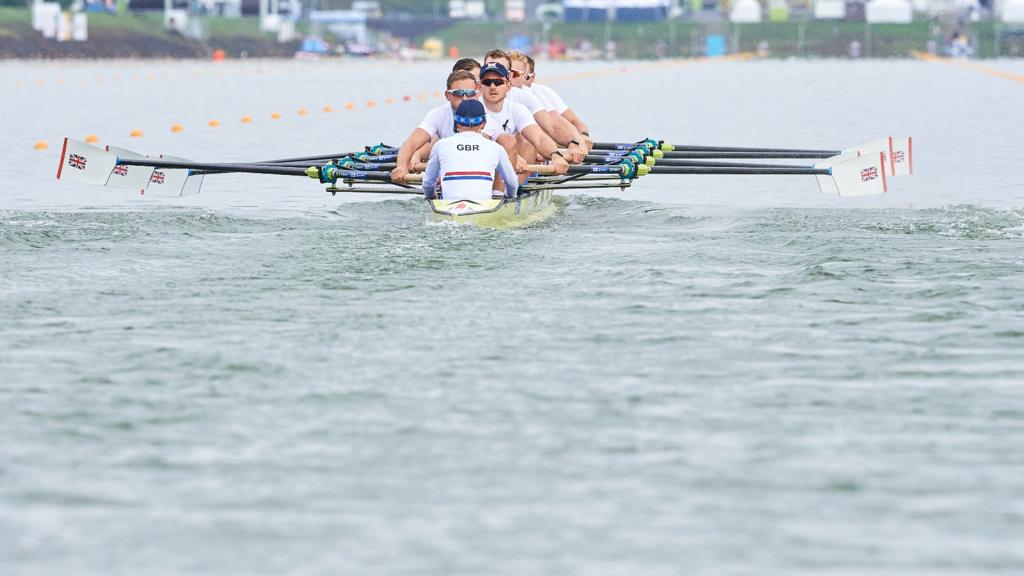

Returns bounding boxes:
[446,88,478,98]
[510,69,525,78]
[481,78,507,87]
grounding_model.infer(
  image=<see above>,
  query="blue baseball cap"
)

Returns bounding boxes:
[454,99,486,126]
[479,62,510,79]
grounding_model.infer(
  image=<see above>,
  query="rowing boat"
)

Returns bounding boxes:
[429,188,557,228]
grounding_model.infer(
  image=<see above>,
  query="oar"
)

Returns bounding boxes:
[593,140,840,155]
[583,155,817,170]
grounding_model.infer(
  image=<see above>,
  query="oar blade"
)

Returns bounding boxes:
[55,138,117,185]
[146,155,193,197]
[827,152,888,197]
[890,137,913,177]
[105,145,155,192]
[813,152,859,195]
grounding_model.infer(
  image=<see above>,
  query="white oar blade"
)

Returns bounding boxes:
[829,152,888,197]
[105,145,155,192]
[890,137,913,177]
[56,138,116,185]
[842,137,896,176]
[813,151,859,195]
[146,155,192,197]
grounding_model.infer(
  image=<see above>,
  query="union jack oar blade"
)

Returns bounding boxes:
[55,138,118,185]
[105,145,155,193]
[815,151,888,197]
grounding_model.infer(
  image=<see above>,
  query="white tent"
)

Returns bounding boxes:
[866,0,913,23]
[730,0,762,22]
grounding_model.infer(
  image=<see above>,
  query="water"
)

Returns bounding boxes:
[2,58,1023,574]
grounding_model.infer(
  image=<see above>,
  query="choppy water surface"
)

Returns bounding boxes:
[1,59,1023,574]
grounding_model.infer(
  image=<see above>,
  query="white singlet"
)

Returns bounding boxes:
[507,86,546,116]
[531,84,569,115]
[415,103,457,139]
[481,101,536,139]
[420,131,518,201]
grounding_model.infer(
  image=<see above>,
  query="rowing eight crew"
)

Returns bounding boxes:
[391,49,592,187]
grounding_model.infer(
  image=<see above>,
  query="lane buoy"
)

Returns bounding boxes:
[34,141,48,150]
[322,105,333,113]
[130,129,143,138]
[241,116,253,123]
[85,134,99,143]
[171,124,184,132]
[208,120,220,127]
[271,112,281,120]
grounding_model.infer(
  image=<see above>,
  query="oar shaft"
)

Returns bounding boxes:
[646,166,828,175]
[592,141,839,155]
[118,159,309,177]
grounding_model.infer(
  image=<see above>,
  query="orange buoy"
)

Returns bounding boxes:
[212,49,226,61]
[130,129,143,138]
[208,120,220,127]
[84,134,99,143]
[297,108,308,116]
[34,141,48,150]
[385,97,394,105]
[322,105,333,113]
[365,100,375,108]
[171,124,184,132]
[345,102,356,110]
[241,116,253,123]
[270,112,281,120]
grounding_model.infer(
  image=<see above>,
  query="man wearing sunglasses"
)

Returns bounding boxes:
[482,50,586,166]
[478,62,569,177]
[523,53,592,149]
[391,70,480,184]
[421,99,518,202]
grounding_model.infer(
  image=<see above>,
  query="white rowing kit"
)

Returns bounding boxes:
[420,131,519,201]
[530,84,569,115]
[416,103,458,139]
[482,101,536,139]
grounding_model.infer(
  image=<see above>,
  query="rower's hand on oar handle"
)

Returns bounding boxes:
[566,141,586,164]
[551,152,570,175]
[390,165,410,183]
[514,155,529,175]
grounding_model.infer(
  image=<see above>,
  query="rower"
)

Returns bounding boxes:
[483,49,586,164]
[391,70,480,183]
[421,99,518,201]
[477,62,569,177]
[522,53,592,149]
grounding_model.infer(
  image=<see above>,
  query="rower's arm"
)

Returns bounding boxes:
[522,124,559,159]
[395,128,432,176]
[420,147,441,199]
[562,109,589,139]
[532,110,562,144]
[495,147,519,198]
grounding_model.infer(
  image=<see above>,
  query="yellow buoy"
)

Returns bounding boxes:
[241,116,253,124]
[271,112,282,120]
[322,105,333,113]
[84,134,99,143]
[171,124,184,132]
[34,141,48,150]
[130,129,144,138]
[297,108,308,116]
[208,120,220,127]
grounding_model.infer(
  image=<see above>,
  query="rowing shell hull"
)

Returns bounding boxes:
[428,189,556,228]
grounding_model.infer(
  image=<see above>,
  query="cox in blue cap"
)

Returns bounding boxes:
[453,99,487,131]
